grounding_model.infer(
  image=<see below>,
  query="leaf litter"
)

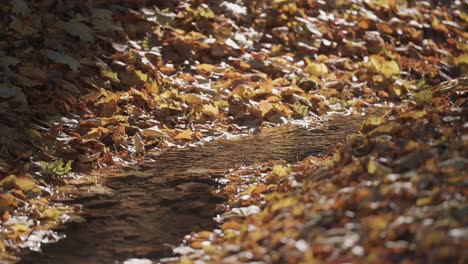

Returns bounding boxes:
[0,0,466,263]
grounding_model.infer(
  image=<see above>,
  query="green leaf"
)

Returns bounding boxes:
[198,6,215,18]
[40,159,73,176]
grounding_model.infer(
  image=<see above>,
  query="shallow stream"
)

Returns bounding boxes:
[22,117,361,263]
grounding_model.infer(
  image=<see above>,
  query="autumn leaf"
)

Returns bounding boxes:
[43,50,81,72]
[14,177,37,192]
[173,129,193,141]
[367,55,400,78]
[0,0,466,261]
[304,62,329,77]
[62,19,95,43]
[0,85,21,99]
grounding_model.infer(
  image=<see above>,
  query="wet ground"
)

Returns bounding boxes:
[22,116,362,263]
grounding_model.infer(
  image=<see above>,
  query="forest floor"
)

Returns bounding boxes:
[0,0,466,263]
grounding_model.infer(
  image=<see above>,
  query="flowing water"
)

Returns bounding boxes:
[22,116,362,263]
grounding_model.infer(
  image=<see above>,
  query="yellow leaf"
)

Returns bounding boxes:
[14,177,37,192]
[252,184,267,195]
[134,70,148,82]
[360,115,385,133]
[12,224,30,234]
[367,55,400,78]
[203,245,218,255]
[0,194,17,212]
[238,61,251,70]
[202,104,219,118]
[174,129,193,141]
[304,62,328,77]
[271,197,297,211]
[221,221,241,231]
[367,159,378,174]
[198,6,215,18]
[41,208,61,219]
[272,164,289,177]
[190,241,203,249]
[413,90,433,104]
[184,93,208,105]
[240,185,256,195]
[416,197,433,206]
[197,231,213,240]
[400,109,427,120]
[100,69,119,82]
[145,80,159,94]
[0,175,17,190]
[196,63,215,74]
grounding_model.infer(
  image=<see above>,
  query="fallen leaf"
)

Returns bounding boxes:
[173,129,193,141]
[62,19,95,43]
[14,177,37,192]
[43,50,81,72]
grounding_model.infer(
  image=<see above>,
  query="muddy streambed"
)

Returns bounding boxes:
[22,117,361,263]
